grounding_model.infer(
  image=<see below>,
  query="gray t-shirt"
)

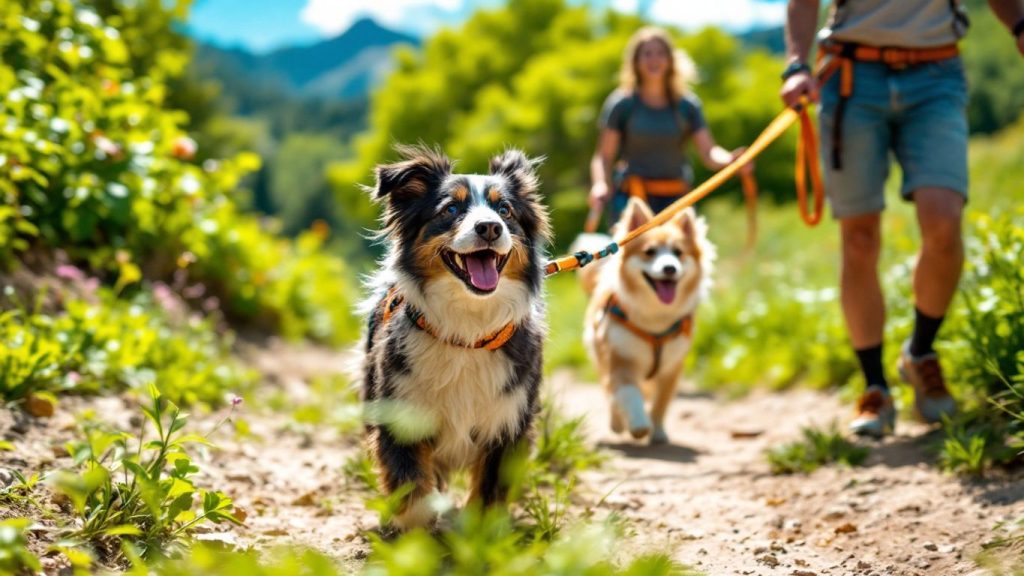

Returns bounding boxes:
[599,89,707,181]
[824,0,965,48]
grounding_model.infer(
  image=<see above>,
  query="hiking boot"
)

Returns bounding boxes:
[850,385,895,438]
[898,340,956,423]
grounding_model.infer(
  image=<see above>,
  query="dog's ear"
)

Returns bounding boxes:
[619,197,654,233]
[489,149,542,197]
[372,144,451,204]
[673,206,697,238]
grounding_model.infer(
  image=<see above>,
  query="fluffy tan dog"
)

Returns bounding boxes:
[575,197,714,444]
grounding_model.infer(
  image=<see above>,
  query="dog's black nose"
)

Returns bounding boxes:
[663,264,678,276]
[475,220,503,242]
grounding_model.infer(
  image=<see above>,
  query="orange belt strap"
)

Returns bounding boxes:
[625,175,690,200]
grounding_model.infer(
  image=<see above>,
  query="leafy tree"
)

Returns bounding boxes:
[268,133,347,236]
[328,1,795,252]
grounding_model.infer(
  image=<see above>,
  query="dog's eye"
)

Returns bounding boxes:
[672,248,683,257]
[445,204,459,216]
[644,247,657,258]
[497,201,512,219]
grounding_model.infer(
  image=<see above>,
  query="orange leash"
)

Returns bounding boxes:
[740,171,758,249]
[547,100,824,276]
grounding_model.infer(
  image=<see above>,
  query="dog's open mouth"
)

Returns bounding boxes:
[643,273,678,305]
[442,249,510,294]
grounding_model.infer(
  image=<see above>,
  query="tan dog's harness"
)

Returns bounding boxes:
[375,286,516,351]
[601,294,693,379]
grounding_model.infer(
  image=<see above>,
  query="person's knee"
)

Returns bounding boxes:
[921,216,963,256]
[842,222,881,267]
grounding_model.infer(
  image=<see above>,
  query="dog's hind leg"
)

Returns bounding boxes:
[649,371,681,445]
[369,426,438,530]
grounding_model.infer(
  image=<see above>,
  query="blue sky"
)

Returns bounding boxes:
[187,0,788,53]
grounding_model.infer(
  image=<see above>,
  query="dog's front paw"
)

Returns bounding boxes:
[613,385,651,439]
[649,425,669,445]
[393,495,438,532]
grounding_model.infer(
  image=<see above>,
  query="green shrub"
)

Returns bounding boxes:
[0,287,253,405]
[767,424,870,475]
[0,519,42,574]
[938,208,1024,472]
[0,0,358,343]
[50,386,242,565]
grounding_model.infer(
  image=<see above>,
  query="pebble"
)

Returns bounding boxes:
[922,542,938,552]
[757,554,780,568]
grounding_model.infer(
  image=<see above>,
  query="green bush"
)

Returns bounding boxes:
[0,286,253,405]
[50,387,242,565]
[0,0,358,343]
[938,208,1024,471]
[767,424,870,475]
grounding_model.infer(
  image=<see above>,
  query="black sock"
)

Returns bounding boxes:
[855,344,888,389]
[909,307,944,357]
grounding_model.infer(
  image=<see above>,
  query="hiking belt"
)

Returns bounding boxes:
[623,175,690,202]
[816,41,960,170]
[602,294,693,379]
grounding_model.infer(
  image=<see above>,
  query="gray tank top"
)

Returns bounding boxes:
[599,89,707,181]
[823,0,968,48]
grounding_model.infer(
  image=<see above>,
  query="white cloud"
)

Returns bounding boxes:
[592,0,786,31]
[300,0,786,39]
[300,0,463,36]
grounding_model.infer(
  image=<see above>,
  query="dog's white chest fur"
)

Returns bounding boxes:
[393,331,526,468]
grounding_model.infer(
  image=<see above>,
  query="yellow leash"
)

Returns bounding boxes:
[545,100,823,276]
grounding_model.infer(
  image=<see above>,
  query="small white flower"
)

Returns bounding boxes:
[75,10,101,28]
[107,183,129,198]
[50,118,70,134]
[179,173,200,195]
[21,17,40,32]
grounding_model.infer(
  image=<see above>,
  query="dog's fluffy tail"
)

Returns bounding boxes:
[568,232,613,296]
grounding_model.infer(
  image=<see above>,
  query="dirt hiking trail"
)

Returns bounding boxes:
[3,343,1022,575]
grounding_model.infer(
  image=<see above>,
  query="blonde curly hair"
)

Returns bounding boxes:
[618,26,699,101]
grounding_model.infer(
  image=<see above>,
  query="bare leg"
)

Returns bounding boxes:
[912,188,964,317]
[839,213,885,349]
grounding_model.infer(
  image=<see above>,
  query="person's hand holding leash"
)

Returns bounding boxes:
[780,68,818,109]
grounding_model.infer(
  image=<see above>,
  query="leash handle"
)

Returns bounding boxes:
[794,106,824,226]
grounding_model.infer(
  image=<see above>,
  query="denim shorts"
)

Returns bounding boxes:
[818,56,969,219]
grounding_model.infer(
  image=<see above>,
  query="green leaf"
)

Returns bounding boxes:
[102,525,142,537]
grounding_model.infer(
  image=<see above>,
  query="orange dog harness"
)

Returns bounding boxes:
[817,41,960,170]
[602,294,693,379]
[377,287,516,351]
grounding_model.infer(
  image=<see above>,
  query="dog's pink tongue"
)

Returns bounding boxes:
[465,252,499,292]
[654,280,677,305]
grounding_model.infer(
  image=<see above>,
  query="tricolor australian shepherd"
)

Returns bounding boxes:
[360,145,551,530]
[575,197,714,444]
